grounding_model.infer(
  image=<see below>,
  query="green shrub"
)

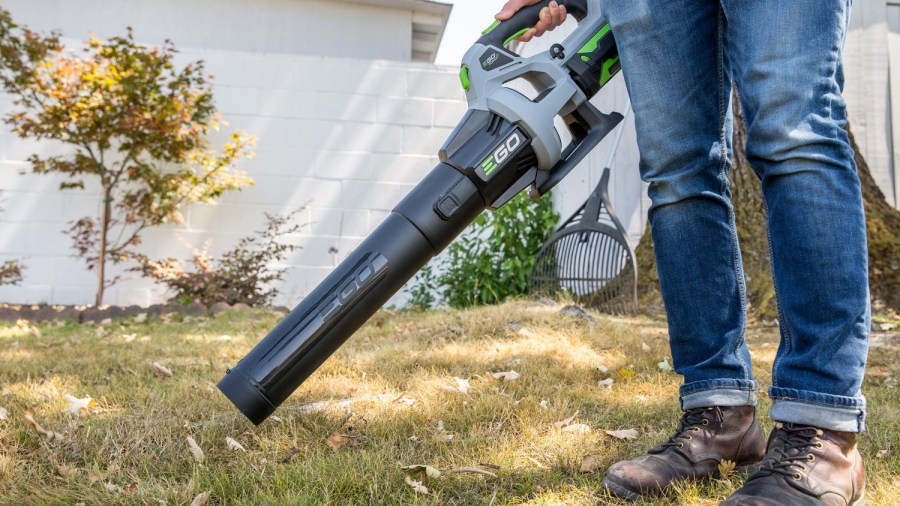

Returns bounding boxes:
[410,192,558,309]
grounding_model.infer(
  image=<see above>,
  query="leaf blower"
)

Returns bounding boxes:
[218,0,624,425]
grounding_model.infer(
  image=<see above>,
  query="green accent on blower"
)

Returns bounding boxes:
[481,155,499,176]
[599,56,620,87]
[504,28,531,46]
[578,23,612,56]
[459,66,470,91]
[482,20,501,35]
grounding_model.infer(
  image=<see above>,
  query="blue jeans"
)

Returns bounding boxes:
[602,0,870,432]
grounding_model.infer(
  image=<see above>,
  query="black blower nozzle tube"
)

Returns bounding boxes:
[218,163,486,425]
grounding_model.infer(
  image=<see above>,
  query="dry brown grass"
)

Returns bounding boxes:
[0,301,898,505]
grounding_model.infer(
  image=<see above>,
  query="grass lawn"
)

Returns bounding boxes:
[1,301,898,505]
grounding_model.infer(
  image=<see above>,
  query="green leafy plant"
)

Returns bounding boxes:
[0,260,24,286]
[134,209,305,307]
[0,192,25,286]
[405,262,437,311]
[436,192,558,308]
[0,10,254,305]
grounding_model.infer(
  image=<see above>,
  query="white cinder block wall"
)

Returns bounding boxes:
[0,0,466,306]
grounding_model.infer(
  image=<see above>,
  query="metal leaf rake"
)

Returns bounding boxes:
[529,103,637,313]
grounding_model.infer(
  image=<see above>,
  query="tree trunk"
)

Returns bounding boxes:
[636,90,900,316]
[96,186,111,306]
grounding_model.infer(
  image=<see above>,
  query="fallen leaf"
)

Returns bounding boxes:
[150,362,173,377]
[492,370,520,381]
[270,415,283,423]
[539,399,549,410]
[124,482,138,495]
[641,342,651,353]
[562,423,592,434]
[133,313,148,323]
[225,437,246,452]
[64,394,96,414]
[617,368,636,381]
[122,334,137,343]
[718,459,736,477]
[393,394,416,406]
[658,358,673,372]
[605,428,638,440]
[431,432,454,443]
[875,449,890,458]
[15,319,40,337]
[190,491,210,506]
[448,466,498,477]
[597,378,614,389]
[0,407,8,420]
[187,436,205,464]
[401,464,442,479]
[579,455,603,473]
[554,411,580,429]
[453,377,470,393]
[325,432,353,452]
[104,482,123,494]
[596,365,609,374]
[23,413,64,441]
[55,463,78,478]
[404,475,430,494]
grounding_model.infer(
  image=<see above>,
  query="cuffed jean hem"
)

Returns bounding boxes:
[680,379,759,410]
[769,387,866,433]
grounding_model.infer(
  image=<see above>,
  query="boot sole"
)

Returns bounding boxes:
[601,463,761,502]
[601,476,644,502]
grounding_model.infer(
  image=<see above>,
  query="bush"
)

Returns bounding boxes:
[0,260,24,286]
[135,210,304,306]
[410,192,558,308]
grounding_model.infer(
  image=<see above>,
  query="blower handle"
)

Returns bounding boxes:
[476,0,590,50]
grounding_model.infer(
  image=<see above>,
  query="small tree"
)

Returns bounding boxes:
[0,10,254,305]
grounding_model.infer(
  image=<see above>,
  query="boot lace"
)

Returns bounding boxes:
[754,424,823,481]
[654,406,722,452]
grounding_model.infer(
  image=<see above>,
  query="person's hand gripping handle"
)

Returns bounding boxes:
[478,0,588,48]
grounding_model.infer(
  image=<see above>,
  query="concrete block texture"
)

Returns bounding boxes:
[0,49,467,306]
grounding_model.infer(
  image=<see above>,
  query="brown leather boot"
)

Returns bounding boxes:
[602,406,766,500]
[721,423,865,505]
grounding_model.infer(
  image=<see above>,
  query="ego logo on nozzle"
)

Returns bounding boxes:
[317,253,389,323]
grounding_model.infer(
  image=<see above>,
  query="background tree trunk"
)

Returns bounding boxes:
[636,90,900,316]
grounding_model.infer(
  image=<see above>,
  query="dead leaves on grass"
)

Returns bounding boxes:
[187,436,205,464]
[325,432,356,452]
[225,437,246,452]
[605,428,638,440]
[718,459,737,478]
[64,394,96,414]
[491,370,520,382]
[23,412,65,442]
[150,361,174,377]
[401,462,498,495]
[579,455,603,473]
[191,491,210,506]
